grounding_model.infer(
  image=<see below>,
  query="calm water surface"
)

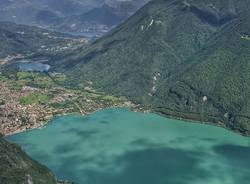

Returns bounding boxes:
[18,62,50,72]
[7,108,250,184]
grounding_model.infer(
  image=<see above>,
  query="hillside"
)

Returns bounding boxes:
[54,4,125,34]
[0,138,57,184]
[0,22,86,60]
[43,0,150,35]
[57,0,250,135]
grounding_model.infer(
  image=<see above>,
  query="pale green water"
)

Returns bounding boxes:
[7,108,250,184]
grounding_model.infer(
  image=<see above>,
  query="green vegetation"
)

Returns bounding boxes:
[95,95,122,104]
[17,72,33,80]
[19,93,52,105]
[0,138,57,184]
[7,72,62,89]
[56,0,250,135]
[0,22,78,58]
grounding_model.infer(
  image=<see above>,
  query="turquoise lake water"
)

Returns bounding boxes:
[7,108,250,184]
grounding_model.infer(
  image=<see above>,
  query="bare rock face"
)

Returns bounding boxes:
[25,174,34,184]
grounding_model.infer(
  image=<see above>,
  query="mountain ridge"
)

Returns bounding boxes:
[0,0,150,35]
[54,0,250,135]
[0,138,58,184]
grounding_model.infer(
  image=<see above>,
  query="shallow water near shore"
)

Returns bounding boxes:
[7,108,250,184]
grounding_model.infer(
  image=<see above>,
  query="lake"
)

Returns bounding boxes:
[18,62,50,72]
[7,108,250,184]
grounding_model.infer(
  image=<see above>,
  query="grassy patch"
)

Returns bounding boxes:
[0,75,8,81]
[32,76,54,88]
[100,95,120,103]
[17,72,33,80]
[19,92,52,105]
[16,72,59,88]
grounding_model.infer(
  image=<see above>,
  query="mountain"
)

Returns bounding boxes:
[105,0,150,16]
[56,0,250,135]
[53,4,125,34]
[0,22,85,59]
[0,0,149,35]
[53,0,150,34]
[0,0,102,25]
[0,138,57,184]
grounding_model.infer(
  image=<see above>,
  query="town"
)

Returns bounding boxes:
[0,71,136,136]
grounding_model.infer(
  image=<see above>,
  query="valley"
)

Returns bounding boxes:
[0,71,136,136]
[0,0,249,139]
[0,21,138,137]
[0,0,150,36]
[0,0,250,184]
[0,22,88,60]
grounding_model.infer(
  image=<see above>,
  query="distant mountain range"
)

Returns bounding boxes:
[52,3,138,34]
[55,0,250,135]
[0,0,102,21]
[0,0,149,35]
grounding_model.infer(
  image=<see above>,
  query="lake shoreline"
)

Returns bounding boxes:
[153,109,249,137]
[3,104,142,137]
[8,108,250,184]
[0,70,140,137]
[5,103,249,138]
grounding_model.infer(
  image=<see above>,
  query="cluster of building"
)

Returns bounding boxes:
[0,82,75,136]
[0,78,136,136]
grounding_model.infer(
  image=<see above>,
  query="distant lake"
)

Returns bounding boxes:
[18,62,50,72]
[7,108,250,184]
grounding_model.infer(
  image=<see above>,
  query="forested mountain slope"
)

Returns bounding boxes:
[0,138,57,184]
[57,0,250,135]
[0,22,85,59]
